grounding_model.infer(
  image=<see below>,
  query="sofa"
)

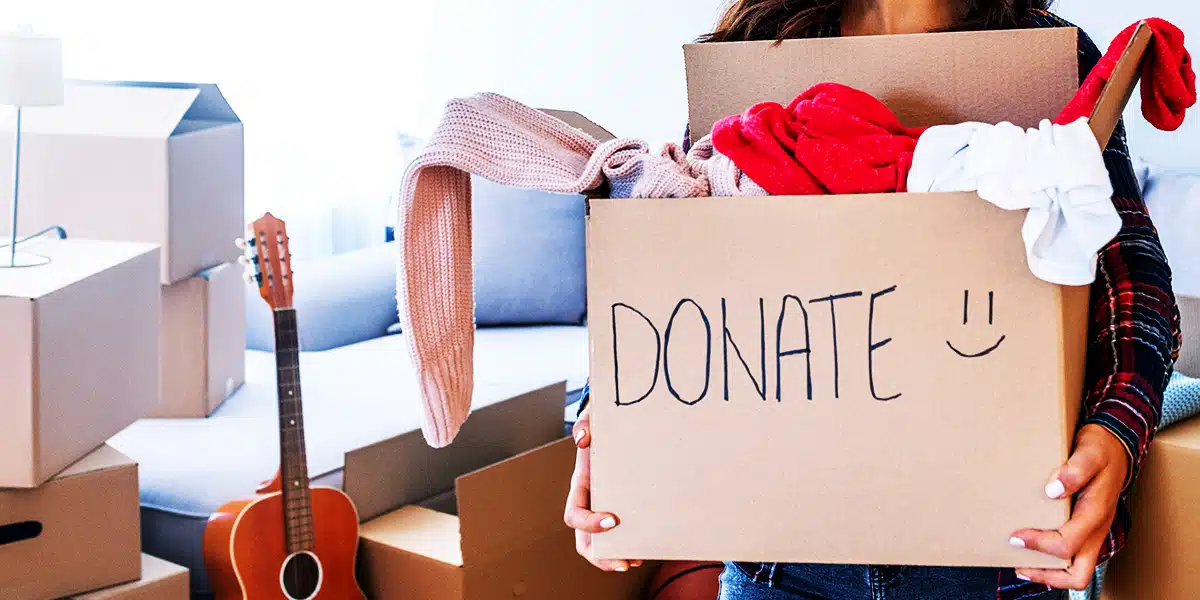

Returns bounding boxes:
[109,177,592,597]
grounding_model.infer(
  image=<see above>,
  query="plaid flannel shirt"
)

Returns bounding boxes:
[579,10,1183,599]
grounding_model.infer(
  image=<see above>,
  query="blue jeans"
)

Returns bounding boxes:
[719,562,1068,600]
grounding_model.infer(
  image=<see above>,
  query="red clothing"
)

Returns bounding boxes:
[1056,18,1196,131]
[712,82,925,195]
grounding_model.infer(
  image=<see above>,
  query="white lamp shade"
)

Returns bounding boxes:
[0,30,64,107]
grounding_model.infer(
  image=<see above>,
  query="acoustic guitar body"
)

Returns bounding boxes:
[204,486,366,600]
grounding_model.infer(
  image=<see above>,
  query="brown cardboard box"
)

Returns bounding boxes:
[349,382,654,600]
[0,239,160,487]
[0,445,141,600]
[0,81,244,284]
[1101,417,1200,600]
[155,262,245,418]
[585,27,1091,568]
[68,554,190,600]
[1176,293,1199,378]
[1100,293,1200,599]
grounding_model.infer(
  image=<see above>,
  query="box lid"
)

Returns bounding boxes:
[0,239,159,300]
[4,80,240,139]
[54,445,136,480]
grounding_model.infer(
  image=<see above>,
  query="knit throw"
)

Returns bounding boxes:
[397,93,755,447]
[1056,18,1196,131]
[712,82,927,195]
[1160,371,1200,430]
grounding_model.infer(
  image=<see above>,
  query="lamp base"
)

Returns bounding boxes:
[0,250,52,268]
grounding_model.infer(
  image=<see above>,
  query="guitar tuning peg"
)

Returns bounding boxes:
[242,271,254,284]
[234,237,245,250]
[237,255,250,266]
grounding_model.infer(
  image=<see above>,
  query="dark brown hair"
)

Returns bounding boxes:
[700,0,1052,43]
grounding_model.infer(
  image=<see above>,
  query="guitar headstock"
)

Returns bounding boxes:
[238,212,294,310]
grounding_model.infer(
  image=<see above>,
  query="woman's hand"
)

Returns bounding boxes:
[563,411,643,572]
[1010,424,1131,590]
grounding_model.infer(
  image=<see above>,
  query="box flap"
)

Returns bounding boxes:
[361,506,464,567]
[1159,413,1200,453]
[683,27,1077,137]
[1178,294,1200,378]
[541,110,617,142]
[103,81,241,134]
[343,382,566,522]
[456,437,575,565]
[53,445,135,480]
[5,80,235,139]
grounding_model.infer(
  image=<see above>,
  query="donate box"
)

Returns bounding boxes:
[586,26,1096,568]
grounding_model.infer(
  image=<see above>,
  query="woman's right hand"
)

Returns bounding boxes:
[563,411,643,572]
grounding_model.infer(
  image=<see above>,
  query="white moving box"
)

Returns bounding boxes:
[0,80,244,284]
[0,239,160,487]
[156,262,245,418]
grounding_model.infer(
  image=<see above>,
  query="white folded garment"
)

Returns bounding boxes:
[908,117,1119,286]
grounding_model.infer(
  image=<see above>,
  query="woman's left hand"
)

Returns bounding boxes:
[1009,423,1131,590]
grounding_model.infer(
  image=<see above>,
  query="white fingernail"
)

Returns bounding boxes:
[1016,574,1032,582]
[1009,537,1026,549]
[615,565,628,572]
[600,517,617,530]
[574,429,586,443]
[1046,479,1066,499]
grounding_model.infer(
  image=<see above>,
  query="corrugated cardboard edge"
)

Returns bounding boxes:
[1088,21,1154,148]
[1176,294,1199,378]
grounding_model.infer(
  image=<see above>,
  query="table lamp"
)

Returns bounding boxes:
[0,25,64,268]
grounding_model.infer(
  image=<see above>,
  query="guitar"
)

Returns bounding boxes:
[203,213,366,600]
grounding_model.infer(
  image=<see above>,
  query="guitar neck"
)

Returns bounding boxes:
[273,308,313,553]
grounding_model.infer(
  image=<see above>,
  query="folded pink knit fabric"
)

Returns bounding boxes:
[397,93,750,447]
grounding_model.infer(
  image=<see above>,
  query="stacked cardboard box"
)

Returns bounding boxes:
[1100,294,1200,600]
[0,80,241,597]
[0,80,247,419]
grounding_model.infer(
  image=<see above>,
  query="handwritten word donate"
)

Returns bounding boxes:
[609,286,1004,407]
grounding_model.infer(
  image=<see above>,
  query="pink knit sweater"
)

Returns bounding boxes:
[397,93,754,447]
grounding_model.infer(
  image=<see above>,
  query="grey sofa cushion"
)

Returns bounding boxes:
[245,242,399,351]
[472,176,587,325]
[1143,167,1200,296]
[110,326,588,596]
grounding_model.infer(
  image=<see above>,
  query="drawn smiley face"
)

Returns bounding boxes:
[946,290,1007,358]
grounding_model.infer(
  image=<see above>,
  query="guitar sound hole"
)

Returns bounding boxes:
[280,552,322,599]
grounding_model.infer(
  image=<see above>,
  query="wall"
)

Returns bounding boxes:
[419,0,729,146]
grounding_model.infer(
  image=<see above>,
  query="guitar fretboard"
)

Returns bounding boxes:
[274,308,314,553]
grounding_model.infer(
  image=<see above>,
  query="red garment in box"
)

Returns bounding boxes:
[712,82,926,196]
[1056,17,1196,131]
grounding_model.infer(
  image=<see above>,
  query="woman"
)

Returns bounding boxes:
[564,1,1183,599]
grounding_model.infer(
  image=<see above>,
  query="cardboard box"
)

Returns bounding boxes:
[1100,416,1200,600]
[349,382,654,600]
[0,239,160,487]
[0,445,141,600]
[585,28,1089,568]
[1176,293,1199,378]
[156,262,245,418]
[68,554,190,600]
[0,80,244,284]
